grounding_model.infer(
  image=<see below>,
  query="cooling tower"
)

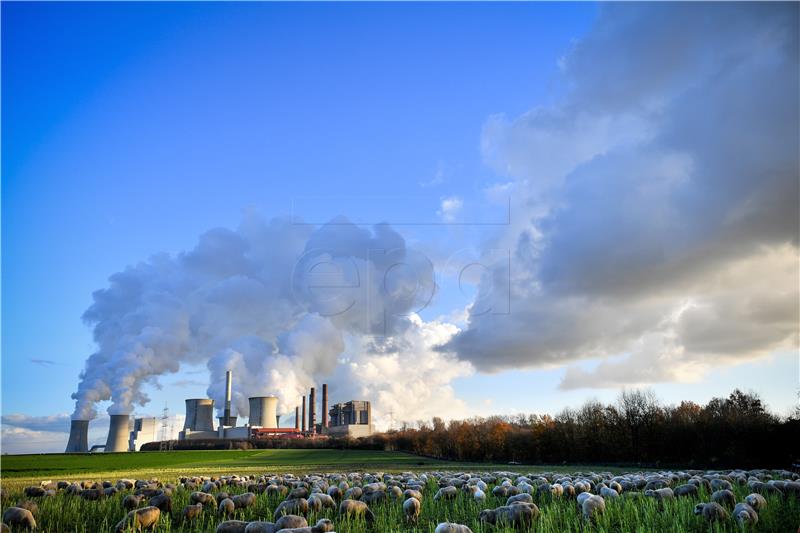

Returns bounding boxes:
[184,399,215,431]
[105,414,131,452]
[65,419,89,453]
[248,396,278,428]
[322,384,328,429]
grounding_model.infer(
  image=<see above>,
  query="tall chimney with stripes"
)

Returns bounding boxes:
[322,384,328,430]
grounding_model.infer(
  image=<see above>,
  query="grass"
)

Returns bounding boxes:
[1,451,797,531]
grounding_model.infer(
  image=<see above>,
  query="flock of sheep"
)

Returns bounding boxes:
[2,468,799,531]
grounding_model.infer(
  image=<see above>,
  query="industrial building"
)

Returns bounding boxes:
[327,400,373,438]
[64,370,374,453]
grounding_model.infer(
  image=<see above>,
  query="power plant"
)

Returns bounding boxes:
[66,370,373,452]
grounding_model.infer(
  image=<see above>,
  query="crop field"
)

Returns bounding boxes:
[1,451,798,532]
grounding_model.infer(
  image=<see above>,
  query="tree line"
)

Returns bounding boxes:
[349,389,800,469]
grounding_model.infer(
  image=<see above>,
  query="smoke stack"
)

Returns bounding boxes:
[65,420,89,453]
[322,384,328,429]
[295,406,300,430]
[105,414,131,452]
[309,387,316,433]
[248,396,278,428]
[184,399,215,431]
[301,396,306,432]
[224,370,232,424]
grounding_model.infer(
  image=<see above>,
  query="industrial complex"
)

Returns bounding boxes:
[64,371,373,452]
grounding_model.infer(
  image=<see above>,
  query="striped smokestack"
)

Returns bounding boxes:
[322,384,328,429]
[301,395,306,432]
[309,387,316,433]
[224,370,232,424]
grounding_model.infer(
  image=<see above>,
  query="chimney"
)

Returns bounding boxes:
[309,387,316,433]
[295,406,300,430]
[301,396,307,432]
[322,384,328,429]
[224,370,233,425]
[65,420,89,453]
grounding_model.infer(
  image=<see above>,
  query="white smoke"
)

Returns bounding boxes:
[71,213,441,420]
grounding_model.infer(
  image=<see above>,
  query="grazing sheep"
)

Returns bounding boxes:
[216,520,249,533]
[244,522,276,533]
[181,503,203,522]
[191,491,217,507]
[267,485,289,498]
[710,479,733,492]
[733,502,758,525]
[275,518,335,533]
[576,492,593,507]
[308,493,336,512]
[338,499,375,522]
[492,486,510,498]
[673,484,699,498]
[600,486,620,499]
[274,498,309,520]
[745,493,767,512]
[104,487,119,497]
[343,487,363,500]
[404,489,423,501]
[114,506,161,532]
[479,503,539,528]
[327,486,342,501]
[219,498,236,518]
[434,486,458,501]
[581,495,605,522]
[360,490,386,504]
[694,502,729,522]
[80,488,104,501]
[148,493,172,516]
[15,501,38,518]
[232,492,256,509]
[2,507,36,530]
[644,488,674,502]
[506,493,533,506]
[403,497,421,524]
[434,523,473,533]
[22,487,45,498]
[274,515,308,530]
[711,489,736,508]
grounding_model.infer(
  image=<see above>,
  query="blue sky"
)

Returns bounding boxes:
[3,2,797,453]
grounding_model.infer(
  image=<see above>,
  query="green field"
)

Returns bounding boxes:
[0,450,450,482]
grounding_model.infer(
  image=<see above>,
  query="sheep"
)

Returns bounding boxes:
[644,487,674,502]
[694,502,729,522]
[343,487,363,500]
[710,479,733,492]
[576,492,593,507]
[479,503,539,528]
[506,493,533,506]
[232,492,257,509]
[434,486,458,501]
[745,492,767,512]
[465,485,486,502]
[148,493,172,517]
[80,488,104,501]
[733,502,758,525]
[114,506,161,532]
[244,522,276,533]
[219,498,236,518]
[434,523,473,533]
[216,521,249,533]
[275,518,335,533]
[711,489,736,508]
[581,495,605,522]
[327,486,342,501]
[403,497,421,524]
[290,487,309,499]
[2,507,36,530]
[274,498,309,520]
[308,493,336,512]
[22,487,45,498]
[404,489,423,501]
[600,486,620,499]
[178,502,203,522]
[360,490,385,504]
[15,501,38,518]
[673,484,698,498]
[1,523,9,533]
[338,499,375,522]
[267,485,289,498]
[274,515,308,530]
[191,491,217,507]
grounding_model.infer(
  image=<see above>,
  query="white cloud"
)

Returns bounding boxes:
[437,196,463,222]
